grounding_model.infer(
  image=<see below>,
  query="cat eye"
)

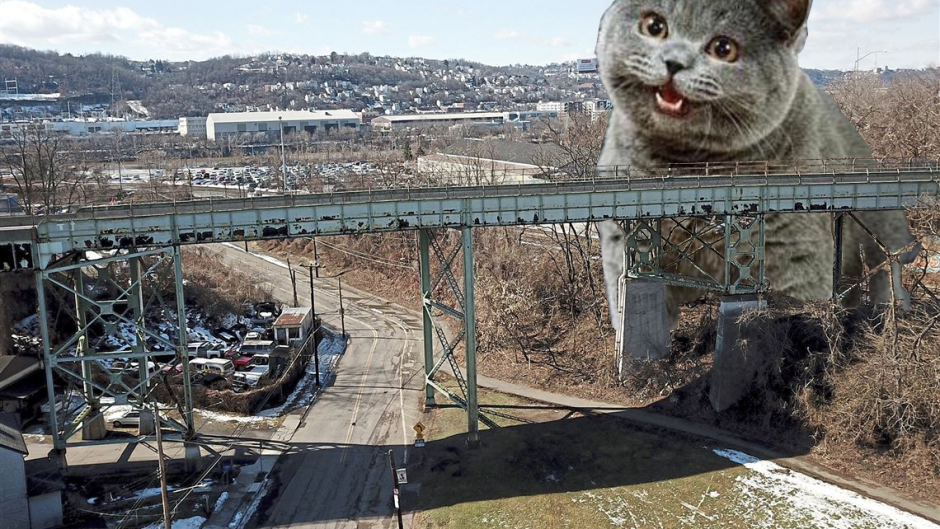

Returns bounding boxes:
[639,13,668,39]
[706,36,740,63]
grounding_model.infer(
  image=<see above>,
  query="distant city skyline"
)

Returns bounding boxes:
[0,0,937,70]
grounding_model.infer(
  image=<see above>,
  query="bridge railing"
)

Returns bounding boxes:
[1,156,938,228]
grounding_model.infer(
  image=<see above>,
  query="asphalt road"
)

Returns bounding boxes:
[207,244,426,528]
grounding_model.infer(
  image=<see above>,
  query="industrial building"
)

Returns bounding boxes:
[45,119,179,135]
[416,138,563,185]
[371,110,558,132]
[178,116,208,137]
[205,110,362,141]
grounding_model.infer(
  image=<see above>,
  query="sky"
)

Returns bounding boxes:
[0,0,937,70]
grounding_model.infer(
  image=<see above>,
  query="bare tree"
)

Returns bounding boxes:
[2,124,88,214]
[827,69,940,158]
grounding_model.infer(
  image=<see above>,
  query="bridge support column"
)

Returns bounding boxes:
[709,295,767,412]
[173,245,195,438]
[462,228,480,448]
[35,270,63,452]
[417,229,495,448]
[36,248,195,449]
[418,230,436,409]
[616,279,671,376]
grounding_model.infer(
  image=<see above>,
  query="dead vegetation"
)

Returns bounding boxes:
[181,247,274,322]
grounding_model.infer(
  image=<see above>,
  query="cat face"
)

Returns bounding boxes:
[597,0,811,155]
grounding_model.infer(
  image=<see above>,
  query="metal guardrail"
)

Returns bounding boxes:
[0,157,938,229]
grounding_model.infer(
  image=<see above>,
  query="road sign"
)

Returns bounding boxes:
[414,422,426,447]
[396,468,408,484]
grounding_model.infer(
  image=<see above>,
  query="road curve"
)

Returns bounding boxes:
[206,244,425,528]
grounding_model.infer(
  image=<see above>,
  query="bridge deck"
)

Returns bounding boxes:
[1,165,938,270]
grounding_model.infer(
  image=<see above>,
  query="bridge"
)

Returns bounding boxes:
[3,157,938,452]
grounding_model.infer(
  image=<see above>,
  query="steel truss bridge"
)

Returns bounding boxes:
[1,157,938,451]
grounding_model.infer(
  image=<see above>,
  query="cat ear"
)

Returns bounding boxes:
[764,0,812,48]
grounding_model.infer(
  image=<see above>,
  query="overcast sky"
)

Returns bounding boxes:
[0,0,937,70]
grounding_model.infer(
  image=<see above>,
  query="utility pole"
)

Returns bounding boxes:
[338,275,346,338]
[388,450,404,529]
[307,264,320,387]
[153,397,171,529]
[312,239,320,278]
[279,116,288,195]
[287,258,299,307]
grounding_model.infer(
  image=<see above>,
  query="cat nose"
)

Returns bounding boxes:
[665,60,685,76]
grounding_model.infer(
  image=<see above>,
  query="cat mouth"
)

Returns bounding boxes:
[654,82,690,117]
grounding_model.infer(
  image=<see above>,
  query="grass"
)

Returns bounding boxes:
[410,384,918,529]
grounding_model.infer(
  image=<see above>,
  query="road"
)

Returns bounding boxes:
[207,244,426,528]
[205,244,940,529]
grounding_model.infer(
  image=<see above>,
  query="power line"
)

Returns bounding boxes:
[314,239,416,271]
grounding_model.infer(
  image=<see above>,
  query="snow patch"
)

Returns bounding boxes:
[212,491,229,513]
[712,449,940,529]
[257,331,346,417]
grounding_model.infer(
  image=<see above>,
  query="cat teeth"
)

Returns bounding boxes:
[656,92,684,113]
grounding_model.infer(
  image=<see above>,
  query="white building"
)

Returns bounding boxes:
[205,110,362,141]
[44,119,179,135]
[178,116,208,137]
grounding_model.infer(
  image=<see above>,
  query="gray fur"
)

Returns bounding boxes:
[596,0,917,332]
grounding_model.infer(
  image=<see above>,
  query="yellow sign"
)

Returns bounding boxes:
[413,422,426,439]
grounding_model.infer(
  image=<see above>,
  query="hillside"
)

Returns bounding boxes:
[0,44,880,121]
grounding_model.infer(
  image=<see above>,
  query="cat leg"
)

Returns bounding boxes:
[598,220,627,331]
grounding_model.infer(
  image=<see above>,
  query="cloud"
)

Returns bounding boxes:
[493,29,522,40]
[246,24,273,37]
[362,20,390,35]
[811,0,935,22]
[408,35,435,49]
[295,12,308,24]
[0,1,234,59]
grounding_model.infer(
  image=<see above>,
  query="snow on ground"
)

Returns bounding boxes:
[194,408,270,425]
[257,331,346,418]
[221,243,290,270]
[213,492,230,514]
[712,449,940,529]
[144,516,206,529]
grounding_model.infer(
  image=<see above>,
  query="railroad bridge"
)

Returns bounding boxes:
[1,157,937,451]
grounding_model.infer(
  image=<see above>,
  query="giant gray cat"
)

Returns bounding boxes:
[595,0,918,333]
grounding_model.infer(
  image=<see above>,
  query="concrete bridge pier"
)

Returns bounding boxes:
[81,409,108,441]
[709,295,768,413]
[616,279,671,378]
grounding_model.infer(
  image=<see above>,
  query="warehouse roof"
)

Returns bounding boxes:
[208,110,360,124]
[440,139,563,167]
[372,112,505,123]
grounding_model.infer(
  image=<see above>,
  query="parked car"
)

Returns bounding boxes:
[187,342,224,359]
[233,365,269,388]
[190,358,235,378]
[112,410,142,428]
[232,356,253,371]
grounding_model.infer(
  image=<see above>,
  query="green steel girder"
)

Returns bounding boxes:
[36,247,195,450]
[625,216,766,295]
[419,228,496,444]
[1,169,936,270]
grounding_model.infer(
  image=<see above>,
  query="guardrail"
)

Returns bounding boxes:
[0,157,938,229]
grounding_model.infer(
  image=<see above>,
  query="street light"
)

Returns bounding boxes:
[855,48,887,72]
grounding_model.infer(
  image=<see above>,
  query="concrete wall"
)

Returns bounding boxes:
[28,492,62,529]
[0,449,29,529]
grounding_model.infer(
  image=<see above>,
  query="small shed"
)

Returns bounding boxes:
[273,307,314,346]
